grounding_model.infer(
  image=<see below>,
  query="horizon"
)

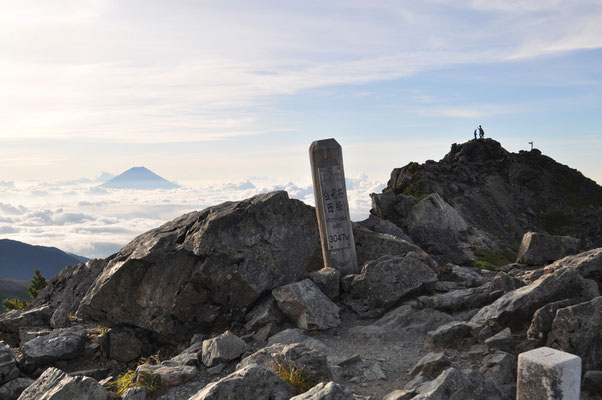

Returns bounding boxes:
[2,1,601,258]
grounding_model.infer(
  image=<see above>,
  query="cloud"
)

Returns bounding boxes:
[0,225,19,234]
[0,181,15,188]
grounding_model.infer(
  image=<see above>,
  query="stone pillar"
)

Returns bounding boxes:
[309,139,358,276]
[517,347,581,400]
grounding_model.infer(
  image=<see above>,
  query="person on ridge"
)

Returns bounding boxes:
[474,128,477,139]
[478,125,485,139]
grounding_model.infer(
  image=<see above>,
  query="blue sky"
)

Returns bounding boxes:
[1,0,601,187]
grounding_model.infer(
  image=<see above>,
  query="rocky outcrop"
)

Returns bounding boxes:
[20,327,86,372]
[17,367,109,400]
[544,247,602,287]
[77,191,320,340]
[290,381,355,399]
[272,279,340,330]
[0,342,18,385]
[188,365,294,400]
[201,331,247,367]
[516,231,580,265]
[371,139,602,264]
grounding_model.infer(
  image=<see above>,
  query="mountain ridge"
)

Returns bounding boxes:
[100,166,180,190]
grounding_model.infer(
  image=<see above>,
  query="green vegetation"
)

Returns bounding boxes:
[402,179,429,200]
[273,358,322,395]
[472,246,517,270]
[2,269,47,312]
[405,161,420,174]
[538,210,573,236]
[108,354,162,398]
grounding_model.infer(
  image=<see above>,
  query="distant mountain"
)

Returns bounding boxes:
[100,167,180,190]
[0,239,88,281]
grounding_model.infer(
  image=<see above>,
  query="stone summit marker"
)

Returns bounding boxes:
[309,138,358,275]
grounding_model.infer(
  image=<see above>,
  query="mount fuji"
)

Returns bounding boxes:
[99,167,180,190]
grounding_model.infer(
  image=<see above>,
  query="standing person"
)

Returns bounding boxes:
[478,125,484,139]
[474,128,477,139]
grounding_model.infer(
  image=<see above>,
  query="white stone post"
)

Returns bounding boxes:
[517,346,581,400]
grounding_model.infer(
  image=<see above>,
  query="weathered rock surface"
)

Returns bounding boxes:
[516,231,580,265]
[77,191,320,340]
[526,298,577,345]
[410,367,470,399]
[544,247,602,285]
[309,268,341,301]
[0,306,52,335]
[356,214,412,242]
[21,327,86,371]
[427,321,480,348]
[547,296,602,370]
[16,367,109,400]
[135,363,197,387]
[201,331,247,367]
[0,377,34,400]
[0,342,18,385]
[290,381,355,399]
[107,328,143,362]
[188,365,294,400]
[272,279,340,330]
[409,352,450,378]
[470,267,599,330]
[349,253,437,309]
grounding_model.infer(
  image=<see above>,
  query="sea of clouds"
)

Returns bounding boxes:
[0,175,385,259]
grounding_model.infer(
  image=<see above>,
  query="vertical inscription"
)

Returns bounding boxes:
[319,165,351,250]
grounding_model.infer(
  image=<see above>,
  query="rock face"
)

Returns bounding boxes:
[17,367,109,400]
[516,231,580,265]
[0,342,19,385]
[544,247,602,288]
[189,365,294,400]
[78,191,320,339]
[201,331,247,367]
[272,279,340,330]
[349,253,438,309]
[21,327,86,372]
[371,139,602,264]
[290,381,355,400]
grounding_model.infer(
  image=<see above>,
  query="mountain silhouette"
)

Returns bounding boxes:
[99,167,180,190]
[0,239,88,281]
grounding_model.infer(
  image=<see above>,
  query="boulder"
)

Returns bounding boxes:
[484,327,514,352]
[0,377,34,400]
[244,296,285,333]
[135,363,197,387]
[289,381,354,399]
[16,367,109,400]
[470,267,599,330]
[107,328,142,362]
[409,352,451,378]
[349,253,437,310]
[272,279,340,330]
[201,331,247,367]
[0,306,52,335]
[21,327,86,372]
[410,367,470,400]
[356,214,412,242]
[266,329,328,353]
[479,351,516,385]
[427,321,480,348]
[309,268,340,301]
[516,231,580,265]
[526,299,577,345]
[123,387,148,400]
[30,259,105,328]
[547,296,602,370]
[18,327,51,347]
[0,342,18,385]
[544,247,602,284]
[78,191,320,340]
[188,365,294,400]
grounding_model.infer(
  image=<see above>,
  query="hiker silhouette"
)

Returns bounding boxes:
[478,125,485,139]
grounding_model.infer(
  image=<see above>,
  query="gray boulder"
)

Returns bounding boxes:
[272,279,340,330]
[289,381,354,399]
[201,331,247,367]
[123,387,148,400]
[0,342,18,385]
[188,365,294,400]
[411,367,471,400]
[266,329,328,353]
[484,327,514,352]
[428,321,480,348]
[21,327,86,372]
[356,214,412,242]
[547,296,602,370]
[409,352,451,378]
[16,367,109,400]
[309,268,340,301]
[244,296,285,334]
[544,247,602,285]
[0,306,52,335]
[526,299,577,345]
[516,231,580,265]
[135,363,197,387]
[0,377,34,400]
[349,253,437,310]
[78,191,320,340]
[107,328,142,362]
[470,267,599,330]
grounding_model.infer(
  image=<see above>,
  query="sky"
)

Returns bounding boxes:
[1,0,601,259]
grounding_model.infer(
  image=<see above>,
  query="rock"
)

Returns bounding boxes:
[362,362,386,381]
[470,267,599,330]
[484,327,513,352]
[21,327,86,372]
[207,363,225,374]
[582,370,602,393]
[30,260,105,328]
[188,365,294,400]
[78,191,320,340]
[18,327,51,347]
[349,253,437,310]
[427,321,480,348]
[237,343,331,380]
[411,367,470,399]
[289,381,355,399]
[356,214,412,242]
[516,231,580,265]
[526,299,577,345]
[309,268,341,301]
[0,377,34,400]
[272,279,340,330]
[16,367,109,400]
[108,328,142,362]
[123,387,148,400]
[479,351,516,385]
[0,342,19,385]
[547,296,602,370]
[244,296,285,333]
[409,352,451,377]
[544,247,602,284]
[0,306,52,335]
[135,363,197,387]
[382,390,415,400]
[201,331,247,367]
[266,329,328,353]
[352,225,433,268]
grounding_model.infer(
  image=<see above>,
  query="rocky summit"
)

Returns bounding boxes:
[0,140,601,400]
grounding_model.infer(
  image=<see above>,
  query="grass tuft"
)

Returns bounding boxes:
[273,358,321,395]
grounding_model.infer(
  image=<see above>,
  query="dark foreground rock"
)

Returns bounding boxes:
[17,367,109,400]
[78,191,320,340]
[516,231,580,265]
